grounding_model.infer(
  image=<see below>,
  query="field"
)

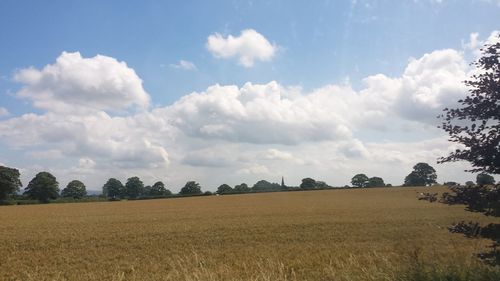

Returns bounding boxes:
[1,186,499,281]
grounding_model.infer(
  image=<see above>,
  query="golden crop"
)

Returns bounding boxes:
[0,186,498,281]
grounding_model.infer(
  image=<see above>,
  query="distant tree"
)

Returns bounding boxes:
[0,165,22,201]
[102,178,124,199]
[180,181,202,195]
[438,35,500,174]
[24,172,59,202]
[386,184,393,187]
[150,181,168,196]
[351,174,369,188]
[367,177,385,188]
[141,185,152,196]
[315,181,330,189]
[465,181,475,187]
[125,177,144,199]
[477,173,495,186]
[300,178,317,190]
[403,163,437,186]
[253,180,281,191]
[61,180,87,199]
[217,184,233,195]
[234,183,250,193]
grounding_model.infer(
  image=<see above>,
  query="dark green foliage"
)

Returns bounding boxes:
[300,178,317,190]
[217,184,233,194]
[0,165,22,200]
[252,180,281,191]
[180,181,202,195]
[466,181,475,187]
[102,178,124,199]
[150,181,169,196]
[351,174,369,188]
[61,180,87,199]
[367,177,385,188]
[477,173,495,186]
[438,34,500,174]
[441,184,500,264]
[234,183,250,193]
[125,177,144,199]
[24,172,59,203]
[404,163,437,186]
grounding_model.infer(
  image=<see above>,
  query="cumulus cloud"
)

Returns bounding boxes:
[14,52,150,114]
[206,29,277,67]
[170,60,197,70]
[1,31,496,190]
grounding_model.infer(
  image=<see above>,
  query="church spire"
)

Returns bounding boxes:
[281,176,285,188]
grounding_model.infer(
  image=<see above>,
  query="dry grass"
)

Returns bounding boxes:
[0,186,499,280]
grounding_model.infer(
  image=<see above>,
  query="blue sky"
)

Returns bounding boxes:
[0,0,499,190]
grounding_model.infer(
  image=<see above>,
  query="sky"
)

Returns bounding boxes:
[0,0,499,191]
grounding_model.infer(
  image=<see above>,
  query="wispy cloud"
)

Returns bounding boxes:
[169,60,197,71]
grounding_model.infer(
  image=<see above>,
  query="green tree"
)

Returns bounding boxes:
[234,183,250,193]
[351,174,369,188]
[252,180,281,191]
[103,178,124,199]
[477,173,495,186]
[180,181,202,195]
[151,181,168,196]
[24,172,59,202]
[300,178,316,190]
[217,184,233,194]
[438,35,500,174]
[61,180,87,199]
[125,177,144,199]
[403,163,437,186]
[0,166,22,201]
[367,177,385,188]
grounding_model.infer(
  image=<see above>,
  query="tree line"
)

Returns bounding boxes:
[1,162,495,204]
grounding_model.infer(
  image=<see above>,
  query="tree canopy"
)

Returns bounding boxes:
[234,183,250,193]
[404,163,437,186]
[61,180,87,199]
[103,178,124,199]
[438,34,500,174]
[180,181,202,195]
[0,165,22,201]
[217,184,233,194]
[367,177,385,188]
[300,178,317,190]
[477,173,495,186]
[351,174,369,188]
[125,177,144,199]
[24,172,59,202]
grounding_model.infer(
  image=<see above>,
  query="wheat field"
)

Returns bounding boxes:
[1,186,499,281]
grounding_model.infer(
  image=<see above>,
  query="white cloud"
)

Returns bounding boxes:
[170,60,197,71]
[206,29,277,67]
[14,51,150,114]
[1,31,497,190]
[0,107,9,117]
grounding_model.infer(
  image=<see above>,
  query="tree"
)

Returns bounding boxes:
[367,177,385,188]
[217,184,233,195]
[150,181,168,196]
[125,177,144,199]
[24,172,59,202]
[300,178,317,190]
[180,181,202,195]
[0,166,22,201]
[403,163,437,186]
[477,173,495,186]
[435,36,500,265]
[351,174,369,188]
[438,35,500,174]
[234,183,250,193]
[465,181,475,187]
[252,180,281,191]
[61,180,87,199]
[102,178,124,199]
